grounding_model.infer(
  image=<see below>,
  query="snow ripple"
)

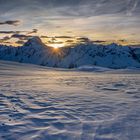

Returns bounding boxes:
[0,61,140,140]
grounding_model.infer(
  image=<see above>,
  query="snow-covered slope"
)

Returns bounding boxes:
[0,37,140,69]
[0,60,140,140]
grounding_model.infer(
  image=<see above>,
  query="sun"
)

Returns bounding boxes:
[51,43,64,48]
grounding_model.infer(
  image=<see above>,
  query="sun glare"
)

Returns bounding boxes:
[51,43,64,48]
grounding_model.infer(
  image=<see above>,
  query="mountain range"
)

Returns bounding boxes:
[0,37,140,69]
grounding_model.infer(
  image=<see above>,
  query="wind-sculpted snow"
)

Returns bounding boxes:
[0,61,140,140]
[0,37,140,69]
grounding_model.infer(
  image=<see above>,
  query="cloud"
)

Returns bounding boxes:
[40,36,50,38]
[16,40,25,45]
[0,20,21,26]
[11,34,32,40]
[2,36,11,40]
[0,0,139,20]
[77,37,91,42]
[65,40,74,43]
[93,40,106,43]
[0,31,26,34]
[0,36,11,42]
[40,36,72,39]
[54,36,73,38]
[47,41,63,44]
[27,29,38,34]
[0,29,37,35]
[0,0,140,42]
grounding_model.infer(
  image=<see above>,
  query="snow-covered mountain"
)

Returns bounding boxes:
[0,37,140,69]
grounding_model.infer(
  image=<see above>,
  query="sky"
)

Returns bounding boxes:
[0,0,140,46]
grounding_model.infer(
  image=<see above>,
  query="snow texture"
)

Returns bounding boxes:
[0,60,140,140]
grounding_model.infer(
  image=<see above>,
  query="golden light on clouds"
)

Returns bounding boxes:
[0,0,140,47]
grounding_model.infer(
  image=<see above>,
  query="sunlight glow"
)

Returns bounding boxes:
[49,43,65,48]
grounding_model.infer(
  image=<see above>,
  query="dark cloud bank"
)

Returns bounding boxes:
[0,20,21,26]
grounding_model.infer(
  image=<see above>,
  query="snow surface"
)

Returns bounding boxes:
[0,61,140,140]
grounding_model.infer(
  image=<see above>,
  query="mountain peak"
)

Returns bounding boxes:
[23,36,46,49]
